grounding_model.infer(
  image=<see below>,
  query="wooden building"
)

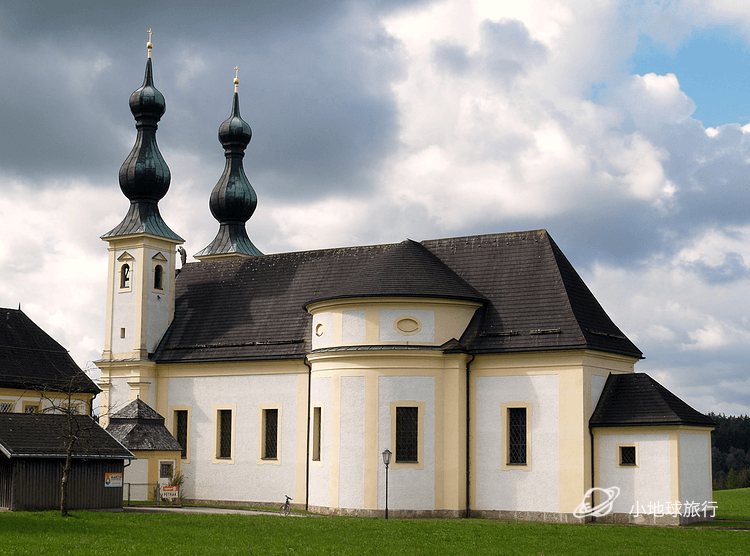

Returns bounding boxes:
[0,413,132,511]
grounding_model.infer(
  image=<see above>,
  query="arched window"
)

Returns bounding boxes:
[154,264,164,290]
[120,264,130,289]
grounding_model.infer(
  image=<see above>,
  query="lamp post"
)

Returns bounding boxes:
[382,449,391,519]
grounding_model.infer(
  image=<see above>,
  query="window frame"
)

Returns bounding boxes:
[117,252,133,292]
[501,402,532,471]
[171,406,191,462]
[152,252,167,293]
[257,404,282,465]
[23,402,41,414]
[212,405,235,464]
[617,443,639,468]
[311,405,323,463]
[0,400,15,413]
[389,401,425,470]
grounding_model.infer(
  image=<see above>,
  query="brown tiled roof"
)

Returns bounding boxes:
[590,373,715,428]
[0,309,100,394]
[0,413,132,459]
[106,399,182,452]
[154,230,641,363]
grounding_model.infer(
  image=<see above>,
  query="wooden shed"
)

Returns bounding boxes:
[0,413,133,511]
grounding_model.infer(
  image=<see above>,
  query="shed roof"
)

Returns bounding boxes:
[0,309,100,394]
[154,230,641,363]
[590,373,716,428]
[0,413,132,459]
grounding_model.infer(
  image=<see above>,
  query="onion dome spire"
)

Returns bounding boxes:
[103,31,182,241]
[195,67,262,259]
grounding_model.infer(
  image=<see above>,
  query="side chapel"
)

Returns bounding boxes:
[96,40,715,525]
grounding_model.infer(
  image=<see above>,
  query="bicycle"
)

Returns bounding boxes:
[279,494,293,516]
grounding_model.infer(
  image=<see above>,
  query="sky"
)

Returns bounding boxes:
[2,0,750,416]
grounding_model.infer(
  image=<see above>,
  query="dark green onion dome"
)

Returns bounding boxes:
[195,81,262,258]
[119,57,170,202]
[103,44,182,242]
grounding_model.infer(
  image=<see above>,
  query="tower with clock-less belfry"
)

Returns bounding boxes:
[97,33,183,425]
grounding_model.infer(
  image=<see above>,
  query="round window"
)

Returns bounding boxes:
[315,323,325,337]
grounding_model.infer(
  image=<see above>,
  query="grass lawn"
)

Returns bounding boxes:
[713,487,750,522]
[0,490,747,556]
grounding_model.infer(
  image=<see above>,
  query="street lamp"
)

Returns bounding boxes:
[382,449,391,519]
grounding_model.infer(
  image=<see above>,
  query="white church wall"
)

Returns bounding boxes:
[342,310,366,344]
[379,310,435,343]
[378,375,435,511]
[475,374,559,513]
[145,249,170,353]
[597,433,671,514]
[311,313,334,350]
[123,458,150,501]
[111,250,135,355]
[108,377,131,417]
[169,373,299,504]
[308,376,331,507]
[339,376,365,509]
[679,432,713,507]
[590,374,607,413]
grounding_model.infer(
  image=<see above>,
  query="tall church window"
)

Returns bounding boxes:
[120,264,130,289]
[507,408,527,465]
[258,404,282,465]
[502,402,532,470]
[175,410,188,459]
[217,409,232,459]
[396,406,419,463]
[154,264,164,291]
[263,408,278,459]
[312,406,322,462]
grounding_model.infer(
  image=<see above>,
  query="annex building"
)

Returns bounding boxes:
[96,42,715,525]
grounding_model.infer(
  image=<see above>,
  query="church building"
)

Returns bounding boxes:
[96,41,715,525]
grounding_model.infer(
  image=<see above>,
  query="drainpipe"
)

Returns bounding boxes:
[589,425,596,523]
[465,353,474,519]
[304,356,312,511]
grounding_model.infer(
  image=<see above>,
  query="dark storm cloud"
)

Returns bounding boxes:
[0,0,422,195]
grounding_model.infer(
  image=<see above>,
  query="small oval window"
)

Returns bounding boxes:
[315,323,325,337]
[395,317,421,335]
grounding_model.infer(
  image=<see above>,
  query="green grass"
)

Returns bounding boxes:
[713,487,750,522]
[1,511,750,556]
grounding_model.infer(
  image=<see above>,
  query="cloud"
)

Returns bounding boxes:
[4,0,750,415]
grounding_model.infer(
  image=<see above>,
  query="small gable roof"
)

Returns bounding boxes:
[0,309,100,394]
[590,373,716,428]
[0,413,132,459]
[106,398,182,452]
[154,229,641,363]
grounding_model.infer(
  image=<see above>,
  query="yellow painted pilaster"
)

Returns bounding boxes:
[558,367,586,513]
[155,374,169,419]
[435,357,467,511]
[363,373,378,509]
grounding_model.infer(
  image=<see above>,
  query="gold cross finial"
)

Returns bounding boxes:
[234,65,240,93]
[147,29,153,58]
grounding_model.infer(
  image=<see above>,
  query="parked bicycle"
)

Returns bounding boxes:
[280,494,293,516]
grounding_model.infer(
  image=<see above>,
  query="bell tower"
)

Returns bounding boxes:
[97,32,183,425]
